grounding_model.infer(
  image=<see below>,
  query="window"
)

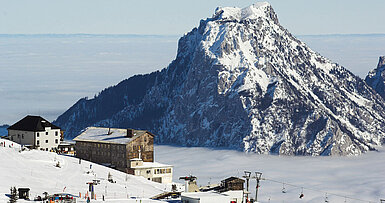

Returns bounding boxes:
[55,131,58,136]
[46,132,48,135]
[45,140,48,143]
[37,132,39,137]
[55,139,58,144]
[17,134,20,138]
[152,177,162,183]
[37,140,39,145]
[22,135,24,139]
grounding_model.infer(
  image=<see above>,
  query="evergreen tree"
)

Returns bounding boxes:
[8,186,18,203]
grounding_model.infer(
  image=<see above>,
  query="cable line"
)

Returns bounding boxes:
[262,177,377,203]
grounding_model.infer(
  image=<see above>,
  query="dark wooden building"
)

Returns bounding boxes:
[74,127,154,172]
[221,177,245,191]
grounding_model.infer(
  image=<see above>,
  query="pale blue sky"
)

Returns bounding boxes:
[0,0,384,35]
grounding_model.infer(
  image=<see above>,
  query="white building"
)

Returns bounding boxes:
[129,158,173,184]
[181,191,243,203]
[7,115,61,151]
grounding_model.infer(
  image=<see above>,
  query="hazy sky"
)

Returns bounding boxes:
[0,0,384,35]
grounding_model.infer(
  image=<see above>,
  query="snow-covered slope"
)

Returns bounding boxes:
[0,139,166,202]
[365,56,385,99]
[55,2,385,155]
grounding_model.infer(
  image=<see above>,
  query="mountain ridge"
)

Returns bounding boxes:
[54,3,385,155]
[365,56,385,99]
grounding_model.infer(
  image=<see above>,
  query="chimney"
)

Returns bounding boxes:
[127,129,134,138]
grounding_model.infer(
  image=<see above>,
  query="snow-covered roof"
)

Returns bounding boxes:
[131,161,173,169]
[182,191,228,198]
[73,127,152,144]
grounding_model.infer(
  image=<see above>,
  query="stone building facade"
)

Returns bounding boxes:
[74,127,154,172]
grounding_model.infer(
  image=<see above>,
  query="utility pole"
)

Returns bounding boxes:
[253,172,262,202]
[243,171,251,202]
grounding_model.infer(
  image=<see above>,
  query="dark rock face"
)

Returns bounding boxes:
[54,3,385,155]
[365,56,385,99]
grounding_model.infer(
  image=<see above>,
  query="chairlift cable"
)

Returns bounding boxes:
[262,177,376,203]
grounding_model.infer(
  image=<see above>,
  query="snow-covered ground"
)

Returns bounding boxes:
[2,137,384,203]
[156,145,385,203]
[0,138,170,203]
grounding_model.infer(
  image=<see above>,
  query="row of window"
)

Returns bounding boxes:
[36,139,58,145]
[78,142,147,153]
[10,134,24,140]
[79,142,125,151]
[36,131,59,137]
[153,168,172,174]
[133,145,144,151]
[9,131,59,141]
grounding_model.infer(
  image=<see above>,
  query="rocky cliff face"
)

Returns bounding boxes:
[55,2,385,155]
[365,56,385,99]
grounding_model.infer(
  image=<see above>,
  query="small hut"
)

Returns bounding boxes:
[18,188,30,200]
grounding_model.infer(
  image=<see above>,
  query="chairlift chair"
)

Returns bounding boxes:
[299,187,304,199]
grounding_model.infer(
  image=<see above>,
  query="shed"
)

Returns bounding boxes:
[18,188,30,200]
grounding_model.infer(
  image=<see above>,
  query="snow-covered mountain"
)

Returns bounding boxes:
[55,2,385,155]
[365,56,385,99]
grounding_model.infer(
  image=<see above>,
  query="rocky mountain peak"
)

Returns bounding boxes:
[213,2,277,23]
[55,4,385,156]
[365,56,385,99]
[378,56,385,67]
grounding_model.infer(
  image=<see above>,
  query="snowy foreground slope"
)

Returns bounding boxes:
[156,145,385,203]
[0,139,166,203]
[1,137,384,203]
[55,2,385,156]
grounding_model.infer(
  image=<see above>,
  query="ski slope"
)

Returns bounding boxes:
[156,145,385,203]
[2,137,384,203]
[0,138,167,203]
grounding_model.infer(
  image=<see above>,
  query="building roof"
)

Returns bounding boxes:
[73,127,153,144]
[130,161,173,169]
[7,115,60,132]
[222,177,245,183]
[181,192,228,199]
